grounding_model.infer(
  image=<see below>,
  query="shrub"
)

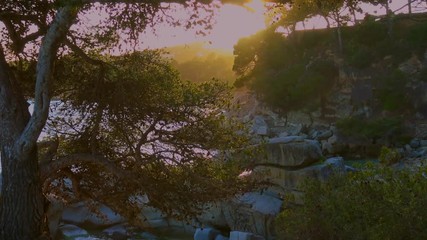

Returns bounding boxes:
[375,70,410,112]
[276,165,427,240]
[336,117,403,143]
[379,146,401,166]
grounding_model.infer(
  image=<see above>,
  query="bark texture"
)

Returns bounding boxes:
[0,6,77,240]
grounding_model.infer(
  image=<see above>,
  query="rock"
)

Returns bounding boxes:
[420,140,427,147]
[138,232,158,239]
[252,116,268,135]
[345,165,358,173]
[62,202,125,228]
[59,224,88,238]
[194,228,221,240]
[102,223,128,236]
[267,136,305,144]
[399,54,422,75]
[264,139,322,168]
[283,123,303,136]
[324,157,346,171]
[286,111,312,127]
[223,192,281,238]
[229,231,265,240]
[257,157,345,191]
[278,132,289,137]
[410,138,421,149]
[315,130,333,140]
[47,200,64,239]
[321,140,334,154]
[328,135,338,145]
[238,192,283,215]
[215,234,229,240]
[196,203,227,229]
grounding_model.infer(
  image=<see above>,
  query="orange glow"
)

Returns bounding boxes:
[207,0,266,51]
[141,0,267,52]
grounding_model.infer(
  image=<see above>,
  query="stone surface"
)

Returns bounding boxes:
[410,138,421,149]
[229,231,265,240]
[223,192,281,238]
[196,203,227,228]
[59,224,88,238]
[215,234,229,240]
[256,157,346,191]
[252,116,268,135]
[194,228,221,240]
[264,139,322,168]
[102,223,128,236]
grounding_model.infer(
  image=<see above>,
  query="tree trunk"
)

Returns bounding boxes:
[0,48,45,239]
[0,6,77,239]
[1,148,45,240]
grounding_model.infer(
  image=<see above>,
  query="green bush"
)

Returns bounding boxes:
[348,46,374,69]
[379,146,401,166]
[336,117,402,142]
[375,70,409,112]
[276,165,427,240]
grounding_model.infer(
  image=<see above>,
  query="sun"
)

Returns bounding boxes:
[206,0,267,51]
[140,0,267,52]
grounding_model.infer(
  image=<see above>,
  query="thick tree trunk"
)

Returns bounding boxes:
[0,6,77,239]
[0,48,45,239]
[1,148,45,240]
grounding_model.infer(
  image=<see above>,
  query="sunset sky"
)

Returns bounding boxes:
[137,0,425,52]
[140,0,266,51]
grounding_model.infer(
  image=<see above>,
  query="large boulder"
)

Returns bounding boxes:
[264,137,322,168]
[222,192,282,238]
[58,224,89,239]
[195,203,227,229]
[252,116,269,135]
[229,231,265,240]
[256,157,346,191]
[194,228,221,240]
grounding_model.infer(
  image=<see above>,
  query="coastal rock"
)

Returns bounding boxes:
[229,231,265,240]
[59,224,88,238]
[194,228,221,240]
[257,157,346,191]
[264,138,322,168]
[223,192,282,238]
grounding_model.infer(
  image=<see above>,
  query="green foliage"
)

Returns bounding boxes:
[167,43,235,83]
[233,28,338,113]
[407,21,427,56]
[347,46,374,69]
[336,117,403,142]
[419,67,427,82]
[44,50,256,222]
[276,165,427,239]
[375,70,410,112]
[379,146,401,166]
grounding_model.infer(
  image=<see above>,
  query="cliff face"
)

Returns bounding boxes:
[237,46,427,158]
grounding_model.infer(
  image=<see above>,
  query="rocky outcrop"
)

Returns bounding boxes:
[222,191,282,238]
[263,137,322,168]
[256,157,346,192]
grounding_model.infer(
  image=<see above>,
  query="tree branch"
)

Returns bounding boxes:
[15,6,78,160]
[40,153,130,183]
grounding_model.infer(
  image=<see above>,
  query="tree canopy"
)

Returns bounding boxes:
[39,50,254,222]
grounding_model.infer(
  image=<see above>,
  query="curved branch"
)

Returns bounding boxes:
[65,39,105,66]
[40,153,131,183]
[15,6,78,160]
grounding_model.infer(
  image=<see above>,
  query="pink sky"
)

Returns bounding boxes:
[139,0,266,51]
